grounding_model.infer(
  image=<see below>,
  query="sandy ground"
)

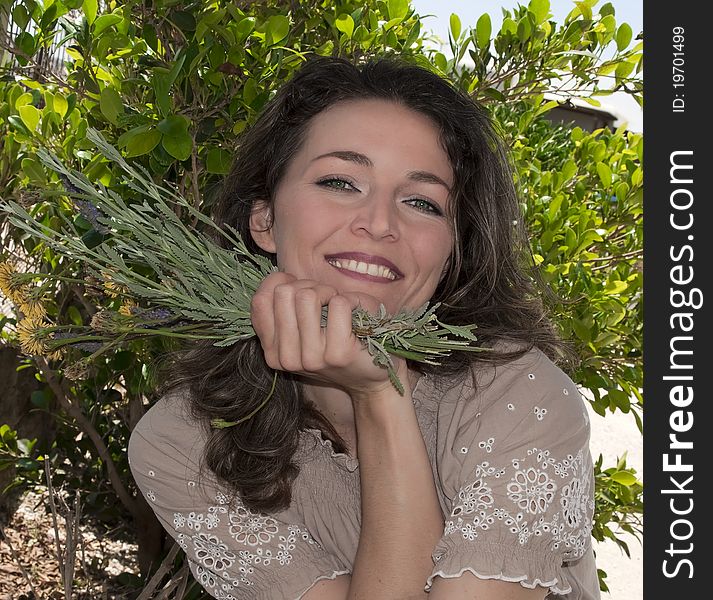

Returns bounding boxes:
[586,402,643,599]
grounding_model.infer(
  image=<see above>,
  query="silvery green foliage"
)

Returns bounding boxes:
[1,128,481,394]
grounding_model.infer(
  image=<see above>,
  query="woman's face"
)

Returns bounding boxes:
[250,98,455,315]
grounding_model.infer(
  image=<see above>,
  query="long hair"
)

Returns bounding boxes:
[156,55,571,513]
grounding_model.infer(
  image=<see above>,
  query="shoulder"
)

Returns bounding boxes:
[128,387,207,485]
[438,344,588,437]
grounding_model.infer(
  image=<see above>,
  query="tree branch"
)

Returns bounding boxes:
[35,356,140,519]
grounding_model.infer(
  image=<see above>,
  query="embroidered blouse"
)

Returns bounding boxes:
[128,346,600,599]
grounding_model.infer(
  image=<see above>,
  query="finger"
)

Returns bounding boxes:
[273,283,303,371]
[294,287,328,371]
[324,294,359,367]
[272,280,339,370]
[253,271,297,296]
[250,290,277,363]
[251,273,296,362]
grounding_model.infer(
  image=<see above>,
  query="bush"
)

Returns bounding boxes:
[0,0,642,593]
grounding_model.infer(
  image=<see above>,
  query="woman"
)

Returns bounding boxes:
[129,56,600,599]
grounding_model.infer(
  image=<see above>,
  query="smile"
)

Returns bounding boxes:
[326,258,399,281]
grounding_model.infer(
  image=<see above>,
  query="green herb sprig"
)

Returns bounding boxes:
[1,128,482,400]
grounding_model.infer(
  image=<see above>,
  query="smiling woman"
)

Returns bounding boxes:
[128,56,600,600]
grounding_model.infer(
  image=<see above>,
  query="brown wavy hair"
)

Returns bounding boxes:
[155,55,572,513]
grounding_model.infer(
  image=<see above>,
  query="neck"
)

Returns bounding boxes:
[301,379,355,430]
[300,368,422,430]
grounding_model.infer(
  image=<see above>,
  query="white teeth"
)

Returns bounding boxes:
[327,259,397,280]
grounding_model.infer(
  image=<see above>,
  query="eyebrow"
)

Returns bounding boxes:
[311,150,452,193]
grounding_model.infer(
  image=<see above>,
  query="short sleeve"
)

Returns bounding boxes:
[427,349,597,596]
[128,391,350,600]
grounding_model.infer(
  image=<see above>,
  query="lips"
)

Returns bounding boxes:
[324,252,404,281]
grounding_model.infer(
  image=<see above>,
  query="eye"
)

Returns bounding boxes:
[405,198,443,215]
[315,177,359,192]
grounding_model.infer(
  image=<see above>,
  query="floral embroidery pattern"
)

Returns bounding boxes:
[445,447,593,560]
[452,477,494,517]
[507,467,557,514]
[228,505,280,546]
[164,492,321,597]
[192,532,236,571]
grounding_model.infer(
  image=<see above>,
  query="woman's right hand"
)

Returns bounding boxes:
[249,272,409,398]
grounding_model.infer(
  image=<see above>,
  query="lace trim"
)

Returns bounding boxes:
[301,373,430,472]
[295,569,352,600]
[424,567,572,595]
[303,427,359,472]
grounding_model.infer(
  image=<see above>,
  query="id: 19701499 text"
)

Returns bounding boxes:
[672,26,685,113]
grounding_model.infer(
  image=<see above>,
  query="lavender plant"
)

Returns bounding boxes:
[1,128,481,396]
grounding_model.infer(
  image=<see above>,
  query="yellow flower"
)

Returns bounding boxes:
[19,296,47,320]
[16,317,52,356]
[0,261,25,304]
[118,301,138,316]
[102,271,129,298]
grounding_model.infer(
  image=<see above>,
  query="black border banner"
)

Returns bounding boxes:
[644,3,710,596]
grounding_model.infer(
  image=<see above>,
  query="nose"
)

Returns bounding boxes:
[349,194,400,241]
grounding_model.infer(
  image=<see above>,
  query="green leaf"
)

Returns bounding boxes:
[117,124,151,148]
[607,388,631,413]
[162,131,193,161]
[604,280,628,295]
[562,159,577,181]
[611,470,638,486]
[170,10,196,32]
[266,15,290,45]
[517,16,532,41]
[31,390,49,409]
[388,0,409,20]
[615,61,635,80]
[615,23,632,51]
[83,0,98,25]
[596,162,612,187]
[15,32,36,62]
[8,115,30,136]
[53,93,69,119]
[125,128,162,157]
[336,14,355,38]
[236,17,255,40]
[15,92,34,108]
[529,0,551,24]
[449,13,461,41]
[434,52,448,72]
[206,148,232,174]
[21,157,46,183]
[157,115,189,136]
[572,318,591,343]
[19,105,40,132]
[12,4,30,29]
[242,77,258,106]
[534,100,559,117]
[81,228,106,248]
[476,13,492,48]
[67,305,83,326]
[99,87,123,125]
[93,13,123,36]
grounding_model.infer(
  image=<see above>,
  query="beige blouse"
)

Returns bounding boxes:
[129,346,601,599]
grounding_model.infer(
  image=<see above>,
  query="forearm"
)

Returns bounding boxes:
[347,386,444,600]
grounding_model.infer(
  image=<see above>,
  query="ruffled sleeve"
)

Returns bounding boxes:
[427,348,597,597]
[128,390,350,600]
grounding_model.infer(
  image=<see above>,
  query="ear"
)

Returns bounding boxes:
[249,201,276,254]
